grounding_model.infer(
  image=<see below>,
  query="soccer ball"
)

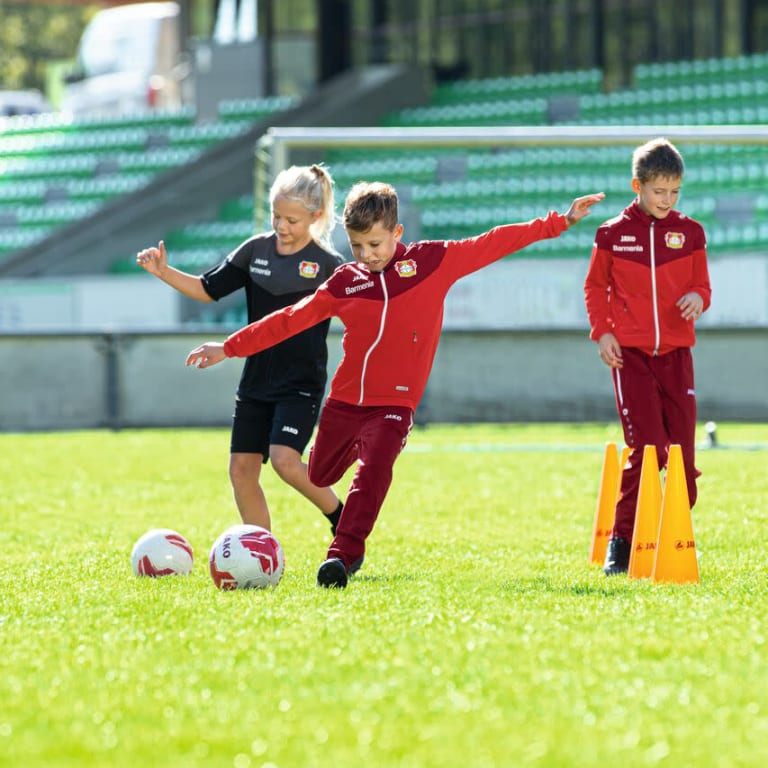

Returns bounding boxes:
[208,524,285,590]
[131,528,194,577]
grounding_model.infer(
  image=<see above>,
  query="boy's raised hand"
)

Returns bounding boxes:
[565,193,606,226]
[186,341,227,369]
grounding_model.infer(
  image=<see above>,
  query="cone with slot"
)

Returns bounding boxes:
[619,445,630,471]
[652,444,699,584]
[589,442,619,565]
[628,445,662,579]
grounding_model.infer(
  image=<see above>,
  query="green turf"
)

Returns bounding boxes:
[1,423,767,767]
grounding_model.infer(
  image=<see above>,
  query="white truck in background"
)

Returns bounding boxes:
[61,1,188,117]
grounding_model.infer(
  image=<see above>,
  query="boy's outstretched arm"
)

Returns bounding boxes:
[186,341,227,369]
[565,192,605,226]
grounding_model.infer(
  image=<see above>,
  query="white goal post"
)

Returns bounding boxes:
[253,124,768,332]
[254,124,768,227]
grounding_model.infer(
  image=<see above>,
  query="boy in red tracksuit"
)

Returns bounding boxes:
[584,138,712,576]
[188,182,605,588]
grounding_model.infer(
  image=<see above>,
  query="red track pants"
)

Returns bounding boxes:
[611,346,700,540]
[308,398,414,569]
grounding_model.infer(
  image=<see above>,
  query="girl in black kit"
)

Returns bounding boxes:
[137,165,346,533]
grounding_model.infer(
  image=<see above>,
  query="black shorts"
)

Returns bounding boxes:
[230,396,321,463]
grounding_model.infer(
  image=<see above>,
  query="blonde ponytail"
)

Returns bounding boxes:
[270,164,337,252]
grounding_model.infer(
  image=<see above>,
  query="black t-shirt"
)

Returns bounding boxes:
[201,233,345,401]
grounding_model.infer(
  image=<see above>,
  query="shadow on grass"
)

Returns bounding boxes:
[350,572,418,585]
[500,574,632,597]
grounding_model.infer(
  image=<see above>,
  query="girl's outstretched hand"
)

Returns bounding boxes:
[186,342,227,369]
[565,193,606,226]
[136,240,168,277]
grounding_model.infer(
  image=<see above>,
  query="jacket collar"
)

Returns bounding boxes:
[379,241,408,274]
[627,199,682,228]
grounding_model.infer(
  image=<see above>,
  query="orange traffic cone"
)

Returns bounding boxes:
[589,442,619,565]
[628,445,662,579]
[652,444,699,584]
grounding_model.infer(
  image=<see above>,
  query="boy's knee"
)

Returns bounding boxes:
[308,464,332,487]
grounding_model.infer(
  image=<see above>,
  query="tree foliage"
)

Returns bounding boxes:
[0,1,98,92]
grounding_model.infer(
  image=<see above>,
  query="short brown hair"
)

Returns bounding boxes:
[632,138,684,183]
[343,182,399,233]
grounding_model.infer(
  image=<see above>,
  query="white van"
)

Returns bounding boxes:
[61,1,187,117]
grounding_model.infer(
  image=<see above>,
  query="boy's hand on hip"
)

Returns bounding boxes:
[565,192,606,226]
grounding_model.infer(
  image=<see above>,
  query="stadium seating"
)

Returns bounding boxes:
[3,55,766,326]
[634,53,768,89]
[0,98,295,264]
[325,54,768,257]
[430,69,603,104]
[217,95,298,122]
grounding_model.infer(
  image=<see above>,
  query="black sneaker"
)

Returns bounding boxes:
[316,558,348,589]
[348,555,364,575]
[604,536,631,576]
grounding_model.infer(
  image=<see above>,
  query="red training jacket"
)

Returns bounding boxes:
[224,213,568,410]
[584,200,711,356]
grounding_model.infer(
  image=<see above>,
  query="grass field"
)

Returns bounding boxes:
[1,423,767,768]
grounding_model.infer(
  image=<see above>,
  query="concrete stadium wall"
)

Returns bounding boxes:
[0,329,765,432]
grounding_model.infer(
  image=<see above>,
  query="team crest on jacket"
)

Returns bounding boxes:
[394,259,417,277]
[299,261,320,278]
[665,232,685,249]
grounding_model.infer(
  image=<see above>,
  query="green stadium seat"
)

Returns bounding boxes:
[219,196,255,222]
[13,200,101,227]
[1,154,100,180]
[164,220,254,250]
[0,227,53,254]
[389,98,548,128]
[0,180,48,205]
[217,95,298,121]
[753,194,768,220]
[431,68,602,106]
[165,121,252,149]
[63,174,155,201]
[332,156,439,187]
[114,147,203,174]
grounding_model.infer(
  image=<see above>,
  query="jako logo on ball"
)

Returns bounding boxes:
[130,529,194,577]
[209,524,285,590]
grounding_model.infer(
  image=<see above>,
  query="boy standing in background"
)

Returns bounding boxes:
[584,138,711,576]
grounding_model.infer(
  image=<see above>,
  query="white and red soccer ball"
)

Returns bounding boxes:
[208,524,285,590]
[131,528,194,577]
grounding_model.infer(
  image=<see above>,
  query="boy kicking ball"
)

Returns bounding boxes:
[187,182,604,587]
